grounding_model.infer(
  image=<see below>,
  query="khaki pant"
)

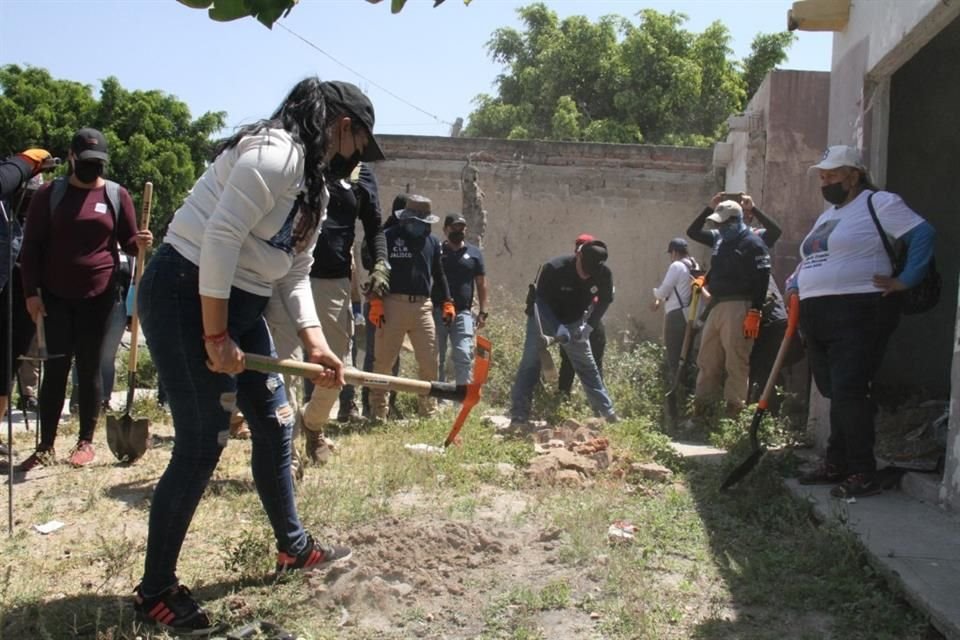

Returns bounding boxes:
[695,299,754,409]
[301,278,353,429]
[264,277,351,475]
[370,295,437,420]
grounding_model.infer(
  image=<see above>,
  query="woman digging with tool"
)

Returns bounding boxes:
[133,77,384,636]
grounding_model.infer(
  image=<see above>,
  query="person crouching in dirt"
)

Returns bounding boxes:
[686,195,771,418]
[131,77,382,636]
[510,240,617,426]
[558,234,608,397]
[368,195,453,421]
[792,145,935,499]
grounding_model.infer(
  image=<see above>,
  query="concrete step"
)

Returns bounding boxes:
[900,471,943,506]
[788,480,960,640]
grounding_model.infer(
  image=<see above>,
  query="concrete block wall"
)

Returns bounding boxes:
[370,135,716,340]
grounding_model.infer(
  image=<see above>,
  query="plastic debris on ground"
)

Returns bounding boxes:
[607,520,637,544]
[33,520,65,535]
[404,443,445,456]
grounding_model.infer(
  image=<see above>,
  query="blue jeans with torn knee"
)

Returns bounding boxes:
[137,244,304,596]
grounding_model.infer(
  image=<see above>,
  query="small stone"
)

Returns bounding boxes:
[631,462,673,482]
[550,448,598,474]
[554,469,584,485]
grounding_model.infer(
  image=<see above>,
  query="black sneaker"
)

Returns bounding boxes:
[830,473,882,498]
[133,584,224,637]
[275,534,352,576]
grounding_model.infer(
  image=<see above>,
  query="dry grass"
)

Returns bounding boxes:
[0,333,937,639]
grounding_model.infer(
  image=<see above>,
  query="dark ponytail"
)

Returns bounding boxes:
[212,77,337,246]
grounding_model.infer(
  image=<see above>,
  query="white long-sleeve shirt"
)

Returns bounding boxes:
[653,259,695,313]
[165,128,326,331]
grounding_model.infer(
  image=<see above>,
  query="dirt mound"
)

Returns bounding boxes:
[304,514,541,635]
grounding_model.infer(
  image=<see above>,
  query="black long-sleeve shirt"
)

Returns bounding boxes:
[687,207,770,310]
[0,156,32,201]
[310,163,387,280]
[536,255,613,327]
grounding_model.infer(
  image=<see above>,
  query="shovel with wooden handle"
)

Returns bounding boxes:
[721,292,800,490]
[531,299,558,383]
[106,182,152,463]
[245,335,492,448]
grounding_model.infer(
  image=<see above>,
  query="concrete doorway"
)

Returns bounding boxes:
[874,15,960,469]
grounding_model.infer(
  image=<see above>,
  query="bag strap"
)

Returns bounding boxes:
[865,192,898,274]
[673,257,699,309]
[49,177,121,225]
[50,177,124,282]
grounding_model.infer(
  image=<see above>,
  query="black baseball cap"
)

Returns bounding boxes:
[667,237,688,253]
[71,128,109,162]
[444,213,467,227]
[579,240,608,278]
[320,81,385,162]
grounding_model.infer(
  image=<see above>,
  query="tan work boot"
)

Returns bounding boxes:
[305,431,332,465]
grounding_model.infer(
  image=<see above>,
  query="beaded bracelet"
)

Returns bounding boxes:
[203,330,229,344]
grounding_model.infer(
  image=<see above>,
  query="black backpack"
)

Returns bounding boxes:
[48,176,123,224]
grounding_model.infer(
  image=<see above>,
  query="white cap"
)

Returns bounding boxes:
[706,200,743,223]
[808,145,865,174]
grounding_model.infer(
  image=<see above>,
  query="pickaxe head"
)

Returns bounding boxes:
[443,335,491,448]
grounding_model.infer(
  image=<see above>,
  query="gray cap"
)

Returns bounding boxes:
[706,200,744,224]
[395,194,439,224]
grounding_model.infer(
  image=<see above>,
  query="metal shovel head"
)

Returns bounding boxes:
[106,413,150,463]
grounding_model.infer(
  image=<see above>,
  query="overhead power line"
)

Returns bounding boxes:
[276,22,456,127]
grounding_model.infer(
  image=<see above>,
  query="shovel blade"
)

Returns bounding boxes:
[721,447,766,490]
[106,413,151,463]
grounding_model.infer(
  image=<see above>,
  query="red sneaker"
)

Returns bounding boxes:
[68,440,95,467]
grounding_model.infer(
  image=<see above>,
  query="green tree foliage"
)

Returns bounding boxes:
[176,0,470,28]
[0,65,225,234]
[465,4,795,146]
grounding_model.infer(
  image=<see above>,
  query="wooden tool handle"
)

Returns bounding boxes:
[244,354,458,398]
[127,182,153,388]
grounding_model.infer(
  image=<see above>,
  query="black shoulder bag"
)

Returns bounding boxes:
[866,192,941,315]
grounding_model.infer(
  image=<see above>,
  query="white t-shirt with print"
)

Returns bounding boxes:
[797,190,923,300]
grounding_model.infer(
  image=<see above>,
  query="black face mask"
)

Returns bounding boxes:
[72,160,104,184]
[447,230,465,244]
[821,181,850,205]
[327,151,361,181]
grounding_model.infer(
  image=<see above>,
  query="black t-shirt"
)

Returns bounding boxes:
[310,164,386,280]
[385,224,449,299]
[536,255,613,327]
[432,242,485,310]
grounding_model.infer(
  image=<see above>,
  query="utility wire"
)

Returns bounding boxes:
[276,22,456,127]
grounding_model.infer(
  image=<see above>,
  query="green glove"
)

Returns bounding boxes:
[364,259,391,298]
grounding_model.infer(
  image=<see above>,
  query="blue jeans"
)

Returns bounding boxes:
[800,292,900,475]
[138,244,304,596]
[434,308,475,385]
[510,304,614,422]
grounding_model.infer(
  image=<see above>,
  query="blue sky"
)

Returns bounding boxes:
[0,0,832,138]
